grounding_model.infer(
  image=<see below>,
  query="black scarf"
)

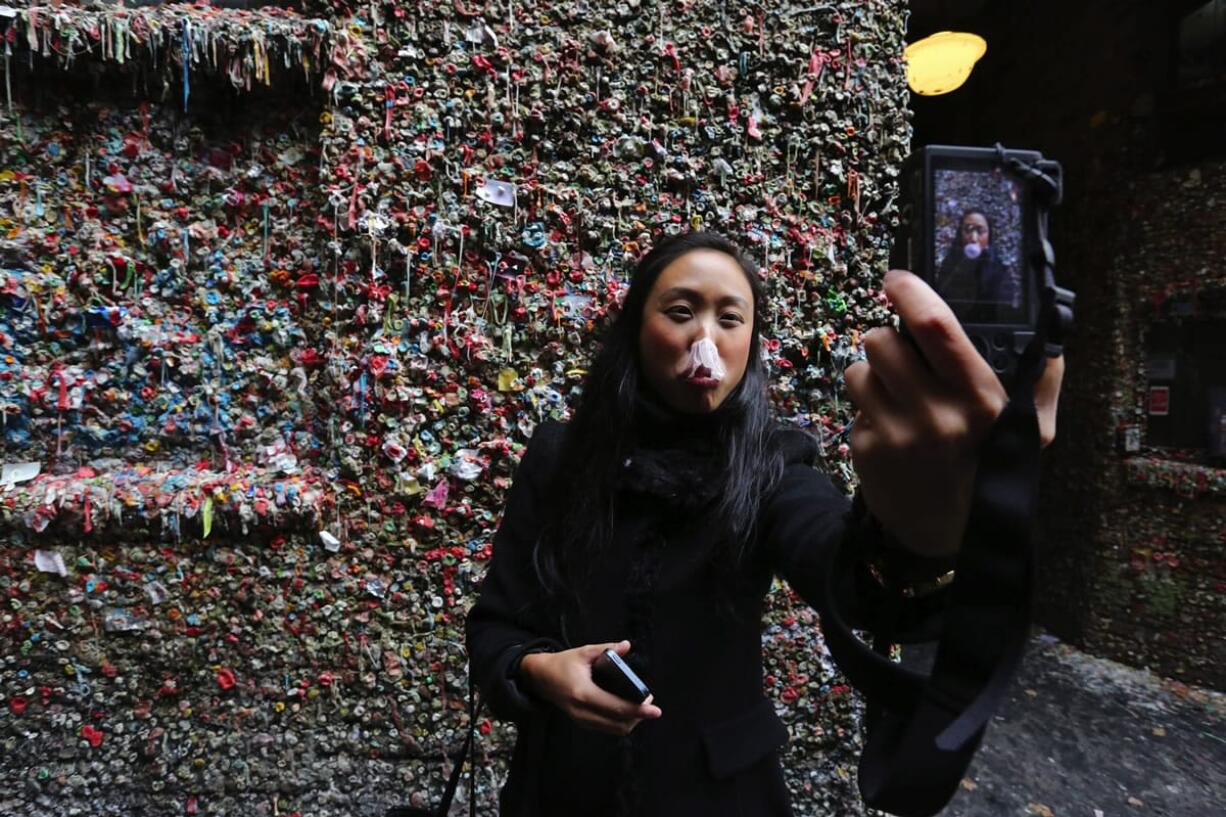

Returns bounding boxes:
[616,388,736,514]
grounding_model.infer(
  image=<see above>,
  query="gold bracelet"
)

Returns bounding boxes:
[866,560,956,599]
[900,568,956,599]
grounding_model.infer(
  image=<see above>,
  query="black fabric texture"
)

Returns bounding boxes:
[613,389,736,817]
[819,345,1048,816]
[616,388,729,515]
[465,399,956,817]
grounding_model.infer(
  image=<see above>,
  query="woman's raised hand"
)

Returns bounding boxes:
[844,269,1065,558]
[518,639,662,735]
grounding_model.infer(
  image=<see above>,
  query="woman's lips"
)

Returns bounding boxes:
[684,374,721,389]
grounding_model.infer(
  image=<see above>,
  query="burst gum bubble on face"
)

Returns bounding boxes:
[682,337,726,381]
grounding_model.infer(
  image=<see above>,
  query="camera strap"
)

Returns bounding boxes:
[386,680,483,817]
[819,172,1074,815]
[820,344,1043,817]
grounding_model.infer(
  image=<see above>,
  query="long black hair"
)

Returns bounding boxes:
[531,231,787,610]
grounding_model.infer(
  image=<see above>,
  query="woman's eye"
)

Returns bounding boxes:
[721,314,745,324]
[666,306,692,318]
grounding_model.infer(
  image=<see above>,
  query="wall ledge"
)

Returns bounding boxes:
[1122,455,1226,499]
[0,459,332,537]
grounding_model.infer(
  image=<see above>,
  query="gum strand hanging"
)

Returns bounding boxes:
[502,311,513,362]
[181,19,190,111]
[403,249,411,303]
[114,17,126,65]
[210,403,232,472]
[481,253,501,322]
[368,216,379,279]
[4,38,11,116]
[118,258,134,292]
[259,200,269,259]
[53,368,73,458]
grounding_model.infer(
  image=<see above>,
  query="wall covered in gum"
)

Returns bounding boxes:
[0,2,910,814]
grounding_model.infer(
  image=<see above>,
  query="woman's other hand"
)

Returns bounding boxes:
[518,639,662,735]
[844,269,1065,558]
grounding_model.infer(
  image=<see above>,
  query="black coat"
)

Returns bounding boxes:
[466,419,939,817]
[936,246,1018,320]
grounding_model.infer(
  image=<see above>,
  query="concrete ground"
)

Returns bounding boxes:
[901,632,1226,817]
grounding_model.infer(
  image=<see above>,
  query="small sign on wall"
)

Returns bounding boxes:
[1148,386,1171,416]
[1146,355,1177,381]
[1118,424,1142,453]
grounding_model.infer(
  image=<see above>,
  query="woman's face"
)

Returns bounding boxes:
[960,212,990,249]
[638,249,755,414]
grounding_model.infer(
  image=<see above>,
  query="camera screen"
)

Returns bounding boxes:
[932,167,1027,324]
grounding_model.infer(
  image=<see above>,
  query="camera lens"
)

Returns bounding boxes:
[991,353,1010,373]
[992,333,1009,350]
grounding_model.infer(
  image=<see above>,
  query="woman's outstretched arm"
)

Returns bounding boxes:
[759,451,952,643]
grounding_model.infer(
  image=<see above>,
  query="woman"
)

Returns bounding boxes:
[466,232,1063,816]
[936,209,1018,319]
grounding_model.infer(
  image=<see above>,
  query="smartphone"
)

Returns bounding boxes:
[591,648,652,704]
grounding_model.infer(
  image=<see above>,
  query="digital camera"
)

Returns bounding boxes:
[891,145,1064,385]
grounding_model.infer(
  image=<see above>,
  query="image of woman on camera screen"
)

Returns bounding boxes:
[466,231,1064,816]
[937,208,1019,319]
